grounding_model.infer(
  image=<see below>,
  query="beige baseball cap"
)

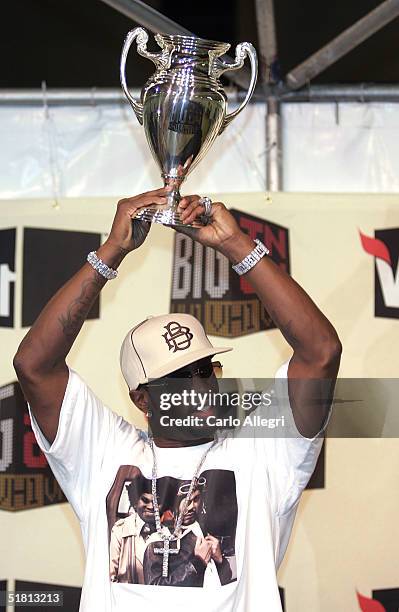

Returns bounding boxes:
[120,313,232,390]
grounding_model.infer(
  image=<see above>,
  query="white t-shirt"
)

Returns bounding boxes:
[28,360,327,612]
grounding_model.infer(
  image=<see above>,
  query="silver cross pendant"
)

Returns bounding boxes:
[154,538,179,577]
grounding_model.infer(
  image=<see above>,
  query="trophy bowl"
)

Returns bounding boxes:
[120,28,258,228]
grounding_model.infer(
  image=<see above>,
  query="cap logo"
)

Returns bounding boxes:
[162,321,194,352]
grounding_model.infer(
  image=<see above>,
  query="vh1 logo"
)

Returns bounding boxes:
[0,381,66,511]
[360,228,399,319]
[170,209,290,337]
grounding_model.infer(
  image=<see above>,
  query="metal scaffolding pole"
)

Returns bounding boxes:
[255,0,278,84]
[280,84,399,102]
[101,0,193,36]
[255,0,282,191]
[100,0,250,89]
[286,0,399,91]
[0,87,265,106]
[3,84,399,106]
[265,97,281,192]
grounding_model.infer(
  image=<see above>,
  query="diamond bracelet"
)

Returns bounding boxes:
[232,239,269,276]
[87,251,118,280]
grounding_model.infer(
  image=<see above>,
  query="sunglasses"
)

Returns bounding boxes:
[148,361,223,387]
[167,360,223,380]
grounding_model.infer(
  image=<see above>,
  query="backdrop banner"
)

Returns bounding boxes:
[1,192,398,611]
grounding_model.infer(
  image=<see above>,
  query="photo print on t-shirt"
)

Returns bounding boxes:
[106,465,238,587]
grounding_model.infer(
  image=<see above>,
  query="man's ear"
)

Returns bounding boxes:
[129,387,150,413]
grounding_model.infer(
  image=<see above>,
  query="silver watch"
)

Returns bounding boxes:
[232,239,269,276]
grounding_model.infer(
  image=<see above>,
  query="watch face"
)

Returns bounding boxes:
[232,240,268,276]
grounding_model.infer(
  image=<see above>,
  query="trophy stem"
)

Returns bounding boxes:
[163,176,182,211]
[134,175,205,227]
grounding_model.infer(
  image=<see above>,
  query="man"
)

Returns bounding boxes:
[144,478,233,587]
[13,188,341,611]
[109,472,171,584]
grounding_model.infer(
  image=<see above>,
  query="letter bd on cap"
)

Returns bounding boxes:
[120,313,232,390]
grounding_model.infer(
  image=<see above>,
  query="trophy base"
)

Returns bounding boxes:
[133,204,205,229]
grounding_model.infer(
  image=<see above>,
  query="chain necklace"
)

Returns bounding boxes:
[147,436,218,577]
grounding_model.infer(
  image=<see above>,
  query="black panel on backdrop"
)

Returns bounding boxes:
[0,580,6,612]
[0,380,66,511]
[0,228,16,328]
[14,581,81,612]
[22,228,101,327]
[372,587,399,612]
[374,228,399,319]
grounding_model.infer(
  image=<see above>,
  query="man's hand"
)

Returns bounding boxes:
[107,187,170,252]
[205,534,223,565]
[176,195,254,263]
[194,536,212,566]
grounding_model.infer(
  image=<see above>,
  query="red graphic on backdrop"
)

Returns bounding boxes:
[359,231,392,265]
[357,591,386,612]
[23,413,47,469]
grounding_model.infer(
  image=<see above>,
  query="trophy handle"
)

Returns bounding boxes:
[214,42,258,134]
[120,27,170,125]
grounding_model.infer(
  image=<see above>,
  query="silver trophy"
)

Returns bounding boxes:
[120,28,258,227]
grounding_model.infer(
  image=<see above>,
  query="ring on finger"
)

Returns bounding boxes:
[199,196,213,217]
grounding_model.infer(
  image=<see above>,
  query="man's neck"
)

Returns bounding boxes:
[152,436,214,448]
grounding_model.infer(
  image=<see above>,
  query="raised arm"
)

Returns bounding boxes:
[177,196,342,438]
[13,188,169,443]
